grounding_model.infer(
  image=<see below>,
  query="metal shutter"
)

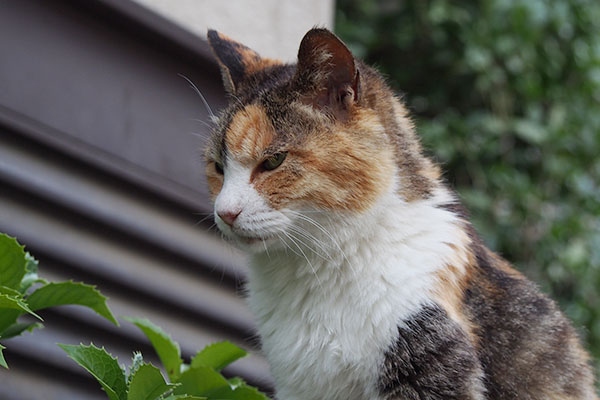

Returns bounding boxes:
[0,1,271,398]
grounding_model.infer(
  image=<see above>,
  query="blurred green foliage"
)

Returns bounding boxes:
[336,0,600,374]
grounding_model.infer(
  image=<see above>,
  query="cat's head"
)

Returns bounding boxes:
[205,28,439,252]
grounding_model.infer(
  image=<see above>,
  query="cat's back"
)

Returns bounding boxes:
[463,241,597,399]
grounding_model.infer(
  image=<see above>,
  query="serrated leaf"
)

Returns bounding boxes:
[172,366,229,396]
[27,281,118,325]
[0,286,38,333]
[128,352,144,384]
[59,343,127,400]
[127,363,175,400]
[123,317,182,381]
[0,286,23,297]
[0,342,7,368]
[206,384,270,400]
[0,234,27,290]
[0,294,42,320]
[191,341,247,371]
[0,321,44,339]
[227,377,245,390]
[20,253,41,293]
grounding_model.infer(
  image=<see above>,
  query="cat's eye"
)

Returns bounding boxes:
[261,152,287,171]
[215,161,224,175]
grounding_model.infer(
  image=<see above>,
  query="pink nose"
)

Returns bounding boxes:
[218,209,241,226]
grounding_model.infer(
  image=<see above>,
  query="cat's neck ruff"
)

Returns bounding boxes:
[247,181,470,400]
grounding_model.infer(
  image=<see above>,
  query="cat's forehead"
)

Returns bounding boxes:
[208,65,293,158]
[220,103,280,163]
[212,93,324,164]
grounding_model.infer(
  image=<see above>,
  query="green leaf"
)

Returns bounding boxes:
[0,309,21,335]
[0,234,27,290]
[191,341,247,371]
[127,363,175,400]
[0,286,23,297]
[172,366,229,396]
[128,352,144,384]
[0,321,44,340]
[0,342,7,369]
[27,281,118,325]
[513,119,547,144]
[227,377,245,390]
[59,343,127,400]
[206,376,270,400]
[123,317,182,381]
[20,252,42,293]
[161,396,207,400]
[206,385,270,400]
[0,294,42,320]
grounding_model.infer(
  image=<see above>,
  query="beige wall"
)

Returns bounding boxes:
[131,0,335,61]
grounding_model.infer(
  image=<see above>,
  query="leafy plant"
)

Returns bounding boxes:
[60,317,269,400]
[0,233,267,398]
[0,233,118,368]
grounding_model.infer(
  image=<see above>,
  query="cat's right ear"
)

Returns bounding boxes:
[207,30,279,95]
[294,28,360,120]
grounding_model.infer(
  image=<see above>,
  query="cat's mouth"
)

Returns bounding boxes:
[214,210,291,252]
[238,233,268,244]
[231,230,278,249]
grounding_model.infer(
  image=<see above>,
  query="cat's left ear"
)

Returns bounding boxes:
[207,30,281,95]
[294,28,360,119]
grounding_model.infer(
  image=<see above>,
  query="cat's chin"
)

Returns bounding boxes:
[228,233,281,253]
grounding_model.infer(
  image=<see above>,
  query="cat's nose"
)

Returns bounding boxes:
[217,209,241,227]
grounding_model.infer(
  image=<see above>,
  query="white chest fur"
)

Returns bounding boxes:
[246,188,467,400]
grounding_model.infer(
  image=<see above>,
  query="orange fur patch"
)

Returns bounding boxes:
[431,228,479,346]
[214,31,281,76]
[240,52,281,75]
[205,161,223,201]
[420,159,442,182]
[487,250,526,280]
[225,104,277,164]
[252,108,396,212]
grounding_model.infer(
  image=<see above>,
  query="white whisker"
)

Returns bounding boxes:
[288,210,358,276]
[282,230,323,289]
[262,238,271,258]
[190,118,214,130]
[276,232,300,258]
[194,212,214,225]
[178,73,215,119]
[287,225,333,262]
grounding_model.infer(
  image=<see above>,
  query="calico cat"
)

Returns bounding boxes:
[204,28,598,400]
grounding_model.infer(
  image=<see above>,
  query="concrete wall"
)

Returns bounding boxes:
[130,0,335,61]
